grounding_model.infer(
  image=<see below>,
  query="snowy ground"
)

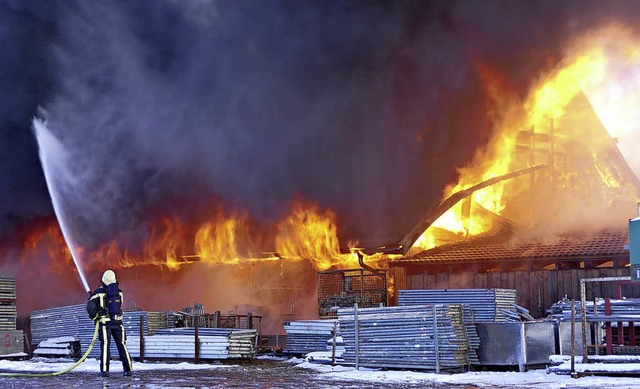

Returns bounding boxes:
[297,352,640,388]
[0,354,640,388]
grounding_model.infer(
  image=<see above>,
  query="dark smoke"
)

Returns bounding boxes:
[0,1,56,238]
[2,0,640,257]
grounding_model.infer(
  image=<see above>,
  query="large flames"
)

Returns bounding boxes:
[412,24,640,252]
[16,26,640,289]
[20,199,382,277]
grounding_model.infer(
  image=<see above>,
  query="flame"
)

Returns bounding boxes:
[412,24,640,251]
[195,212,245,265]
[24,25,640,282]
[20,198,397,277]
[592,154,621,189]
[274,200,359,270]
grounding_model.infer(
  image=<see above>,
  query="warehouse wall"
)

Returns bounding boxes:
[390,262,640,319]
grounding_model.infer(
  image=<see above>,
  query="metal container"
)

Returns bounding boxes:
[556,320,591,356]
[475,321,556,371]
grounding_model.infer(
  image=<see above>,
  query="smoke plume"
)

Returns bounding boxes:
[2,1,640,319]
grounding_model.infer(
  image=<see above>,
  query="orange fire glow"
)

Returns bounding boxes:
[413,24,640,251]
[20,199,394,278]
[21,26,640,282]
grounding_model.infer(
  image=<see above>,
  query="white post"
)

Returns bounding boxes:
[354,302,359,370]
[434,306,440,373]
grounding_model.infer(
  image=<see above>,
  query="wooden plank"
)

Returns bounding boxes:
[516,271,530,311]
[547,269,557,308]
[601,268,615,298]
[408,274,421,290]
[473,272,487,289]
[434,273,448,290]
[539,270,549,317]
[575,269,584,298]
[421,274,433,289]
[487,272,501,289]
[393,267,407,292]
[572,269,581,300]
[448,271,470,289]
[565,269,576,300]
[501,271,515,291]
[584,269,600,300]
[534,271,546,318]
[557,268,567,299]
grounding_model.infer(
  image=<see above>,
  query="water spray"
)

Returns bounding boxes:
[32,119,91,292]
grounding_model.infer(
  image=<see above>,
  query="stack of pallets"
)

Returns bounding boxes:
[0,276,17,331]
[228,330,258,358]
[0,276,24,357]
[147,311,168,335]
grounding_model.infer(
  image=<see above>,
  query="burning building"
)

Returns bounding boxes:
[389,28,640,316]
[3,3,640,337]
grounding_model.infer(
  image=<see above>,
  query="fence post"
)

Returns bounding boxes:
[213,310,220,328]
[331,320,337,366]
[570,299,576,377]
[354,302,359,370]
[194,315,200,364]
[519,322,526,373]
[434,306,440,374]
[139,315,145,363]
[593,297,599,355]
[580,280,589,363]
[605,298,612,355]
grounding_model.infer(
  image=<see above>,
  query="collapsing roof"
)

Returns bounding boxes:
[388,89,640,262]
[393,229,628,264]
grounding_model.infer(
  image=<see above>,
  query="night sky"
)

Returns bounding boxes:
[1,0,639,254]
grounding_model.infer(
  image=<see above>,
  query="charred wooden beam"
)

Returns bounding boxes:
[398,164,548,255]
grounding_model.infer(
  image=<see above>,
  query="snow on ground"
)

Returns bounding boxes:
[1,355,640,388]
[0,357,231,374]
[297,362,640,388]
[295,352,640,388]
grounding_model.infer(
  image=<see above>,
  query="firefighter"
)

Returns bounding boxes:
[86,269,132,377]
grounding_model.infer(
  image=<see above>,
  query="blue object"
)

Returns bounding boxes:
[629,218,640,281]
[107,284,122,317]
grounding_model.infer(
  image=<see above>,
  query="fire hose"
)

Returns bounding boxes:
[0,319,100,378]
